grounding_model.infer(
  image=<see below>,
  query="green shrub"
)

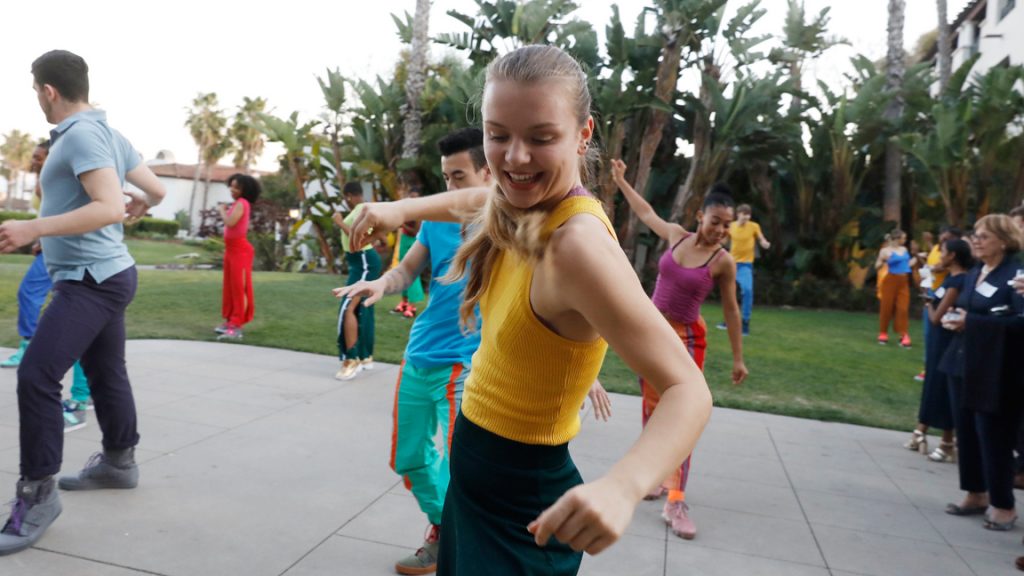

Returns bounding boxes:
[126,217,179,237]
[173,210,190,232]
[0,211,36,222]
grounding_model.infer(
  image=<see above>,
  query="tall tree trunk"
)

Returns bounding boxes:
[937,0,952,93]
[188,147,203,234]
[400,0,431,164]
[622,30,683,262]
[202,163,213,213]
[883,0,906,225]
[598,120,625,218]
[670,58,720,225]
[751,161,781,254]
[1013,153,1024,208]
[5,170,19,210]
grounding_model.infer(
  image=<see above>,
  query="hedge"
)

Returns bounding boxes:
[0,211,36,222]
[126,217,180,236]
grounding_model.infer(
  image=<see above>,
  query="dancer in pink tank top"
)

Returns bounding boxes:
[613,159,748,540]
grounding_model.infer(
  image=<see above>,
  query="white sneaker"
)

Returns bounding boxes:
[334,360,362,381]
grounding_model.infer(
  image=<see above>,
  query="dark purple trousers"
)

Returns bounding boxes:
[17,266,140,479]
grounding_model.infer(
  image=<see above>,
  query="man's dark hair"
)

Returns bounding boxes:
[342,181,364,196]
[704,182,735,210]
[31,50,90,103]
[437,128,486,171]
[36,139,50,150]
[940,225,963,238]
[227,173,262,203]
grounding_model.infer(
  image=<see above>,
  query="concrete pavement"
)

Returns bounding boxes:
[0,340,1019,575]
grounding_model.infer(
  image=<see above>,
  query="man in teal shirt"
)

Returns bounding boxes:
[333,128,488,574]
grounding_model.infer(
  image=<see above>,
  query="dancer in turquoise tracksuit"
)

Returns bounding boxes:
[1,140,91,432]
[333,128,488,575]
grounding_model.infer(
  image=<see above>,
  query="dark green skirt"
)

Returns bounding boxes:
[438,412,584,575]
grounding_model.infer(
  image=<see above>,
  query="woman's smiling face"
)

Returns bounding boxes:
[482,78,592,210]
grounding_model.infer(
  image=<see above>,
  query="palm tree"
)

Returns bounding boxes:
[317,67,349,199]
[668,0,765,224]
[229,97,267,173]
[883,0,906,225]
[400,0,432,175]
[201,135,232,213]
[436,0,599,69]
[936,0,951,93]
[0,130,36,210]
[185,93,229,231]
[257,111,337,272]
[769,0,846,112]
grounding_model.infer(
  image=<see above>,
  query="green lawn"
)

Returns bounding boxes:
[0,241,926,431]
[123,239,218,266]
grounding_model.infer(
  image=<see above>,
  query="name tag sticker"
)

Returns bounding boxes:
[935,287,946,299]
[977,282,997,298]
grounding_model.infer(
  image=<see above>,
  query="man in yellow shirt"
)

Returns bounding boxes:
[717,204,769,335]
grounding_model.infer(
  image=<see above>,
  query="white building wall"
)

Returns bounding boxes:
[956,1,1024,74]
[126,175,232,233]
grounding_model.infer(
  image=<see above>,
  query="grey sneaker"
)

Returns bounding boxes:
[0,477,62,556]
[395,523,440,575]
[58,448,138,491]
[216,326,243,341]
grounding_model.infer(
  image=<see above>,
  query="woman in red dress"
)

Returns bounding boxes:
[215,173,260,340]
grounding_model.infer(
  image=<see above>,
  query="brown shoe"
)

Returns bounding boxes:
[1015,556,1024,571]
[1014,473,1024,490]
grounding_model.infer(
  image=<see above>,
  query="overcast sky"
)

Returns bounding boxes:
[0,0,970,171]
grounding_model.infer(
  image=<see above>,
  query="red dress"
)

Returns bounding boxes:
[222,198,255,327]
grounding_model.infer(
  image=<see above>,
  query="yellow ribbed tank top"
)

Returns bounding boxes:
[461,194,616,445]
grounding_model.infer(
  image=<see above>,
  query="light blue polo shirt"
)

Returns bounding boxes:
[40,109,138,283]
[404,221,481,368]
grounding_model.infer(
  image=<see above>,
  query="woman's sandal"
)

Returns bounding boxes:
[904,429,927,454]
[945,502,988,516]
[928,442,957,463]
[984,516,1018,531]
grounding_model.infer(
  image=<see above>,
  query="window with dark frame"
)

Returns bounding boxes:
[1001,0,1016,21]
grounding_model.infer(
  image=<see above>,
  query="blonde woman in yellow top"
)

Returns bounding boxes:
[349,45,711,575]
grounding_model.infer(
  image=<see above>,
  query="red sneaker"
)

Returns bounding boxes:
[878,333,889,345]
[900,334,912,348]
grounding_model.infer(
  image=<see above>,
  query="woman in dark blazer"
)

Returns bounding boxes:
[942,214,1024,530]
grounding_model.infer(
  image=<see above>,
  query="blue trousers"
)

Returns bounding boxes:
[736,262,754,323]
[17,254,52,339]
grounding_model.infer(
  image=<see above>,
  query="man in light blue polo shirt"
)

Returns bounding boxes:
[332,128,487,575]
[0,50,166,555]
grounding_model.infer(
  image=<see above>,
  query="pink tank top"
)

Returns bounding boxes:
[651,233,722,324]
[224,198,250,241]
